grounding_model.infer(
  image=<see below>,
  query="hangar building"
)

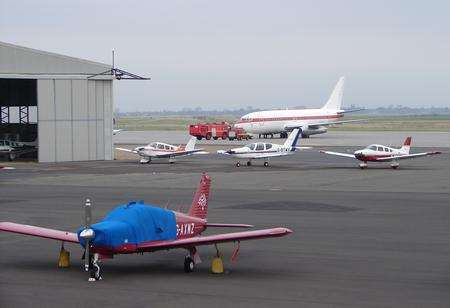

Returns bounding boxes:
[0,41,146,163]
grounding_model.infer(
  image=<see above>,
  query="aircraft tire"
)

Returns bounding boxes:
[264,161,269,167]
[391,165,399,170]
[184,256,195,273]
[236,162,241,167]
[246,161,251,166]
[196,136,202,140]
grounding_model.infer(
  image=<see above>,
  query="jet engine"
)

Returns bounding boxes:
[301,126,327,137]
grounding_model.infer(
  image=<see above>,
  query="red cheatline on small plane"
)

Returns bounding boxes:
[0,173,292,281]
[319,136,441,169]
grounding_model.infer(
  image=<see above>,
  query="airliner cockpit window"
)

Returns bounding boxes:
[245,144,256,150]
[149,142,157,148]
[368,145,377,151]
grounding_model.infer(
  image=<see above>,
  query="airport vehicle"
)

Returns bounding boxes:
[0,139,37,161]
[320,137,441,169]
[0,174,292,281]
[189,122,251,141]
[217,128,309,167]
[234,77,362,138]
[116,136,206,163]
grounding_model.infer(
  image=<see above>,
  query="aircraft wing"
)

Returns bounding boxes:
[308,119,367,128]
[136,227,292,252]
[0,222,79,243]
[116,147,138,154]
[156,149,206,158]
[374,151,442,162]
[319,150,356,159]
[337,108,365,114]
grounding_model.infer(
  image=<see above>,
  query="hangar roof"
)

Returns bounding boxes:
[0,41,113,80]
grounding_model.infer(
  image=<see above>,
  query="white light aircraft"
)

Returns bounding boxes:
[217,128,310,167]
[320,137,441,169]
[116,136,207,164]
[234,77,363,138]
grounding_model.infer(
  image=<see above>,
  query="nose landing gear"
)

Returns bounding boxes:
[359,162,368,169]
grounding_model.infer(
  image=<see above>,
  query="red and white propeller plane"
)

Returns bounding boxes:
[116,136,207,164]
[0,173,292,281]
[320,137,441,169]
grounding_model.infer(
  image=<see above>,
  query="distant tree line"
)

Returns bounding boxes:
[115,105,450,117]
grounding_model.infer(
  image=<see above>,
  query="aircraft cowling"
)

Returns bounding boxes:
[301,126,327,137]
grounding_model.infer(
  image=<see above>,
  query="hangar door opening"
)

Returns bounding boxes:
[0,78,38,161]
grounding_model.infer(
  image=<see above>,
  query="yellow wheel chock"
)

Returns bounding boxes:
[58,243,70,268]
[211,244,224,274]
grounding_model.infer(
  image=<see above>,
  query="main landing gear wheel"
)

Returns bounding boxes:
[236,162,241,167]
[184,256,195,273]
[359,163,368,169]
[88,254,102,281]
[391,164,399,169]
[246,161,252,166]
[264,161,269,167]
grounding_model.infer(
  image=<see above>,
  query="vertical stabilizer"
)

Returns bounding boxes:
[322,76,345,110]
[400,137,412,154]
[185,136,197,151]
[188,173,211,219]
[283,128,301,149]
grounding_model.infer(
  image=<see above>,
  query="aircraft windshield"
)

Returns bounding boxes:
[245,143,256,151]
[366,145,377,151]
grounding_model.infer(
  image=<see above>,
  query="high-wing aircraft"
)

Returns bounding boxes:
[217,128,310,167]
[0,173,292,281]
[234,77,364,138]
[320,137,441,169]
[116,136,207,163]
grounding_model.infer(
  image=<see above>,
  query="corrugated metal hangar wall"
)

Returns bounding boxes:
[0,41,114,162]
[38,79,112,162]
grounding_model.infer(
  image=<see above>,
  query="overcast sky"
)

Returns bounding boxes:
[1,0,449,111]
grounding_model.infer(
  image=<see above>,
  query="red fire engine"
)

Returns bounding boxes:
[189,122,251,141]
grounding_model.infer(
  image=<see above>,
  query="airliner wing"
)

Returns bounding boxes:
[0,222,79,243]
[136,227,292,252]
[309,119,367,128]
[375,151,441,162]
[319,150,356,159]
[337,108,365,114]
[116,147,138,154]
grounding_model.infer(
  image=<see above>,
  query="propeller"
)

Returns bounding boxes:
[79,198,95,272]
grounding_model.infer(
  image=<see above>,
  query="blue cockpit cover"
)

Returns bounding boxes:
[77,202,177,249]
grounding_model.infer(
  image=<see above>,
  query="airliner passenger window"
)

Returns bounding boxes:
[266,143,272,150]
[377,146,383,151]
[158,144,165,149]
[165,145,170,150]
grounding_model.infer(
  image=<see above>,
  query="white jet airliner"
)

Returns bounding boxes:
[116,136,206,164]
[320,137,441,169]
[217,128,310,167]
[234,77,362,138]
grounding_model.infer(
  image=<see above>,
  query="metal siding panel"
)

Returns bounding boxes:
[87,80,97,159]
[38,121,55,162]
[73,121,89,161]
[37,80,54,121]
[103,81,112,160]
[95,81,104,159]
[55,80,71,120]
[72,80,88,120]
[55,121,72,162]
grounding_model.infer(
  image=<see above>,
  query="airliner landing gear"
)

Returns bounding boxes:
[236,162,241,167]
[264,161,269,167]
[246,161,252,166]
[359,162,368,169]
